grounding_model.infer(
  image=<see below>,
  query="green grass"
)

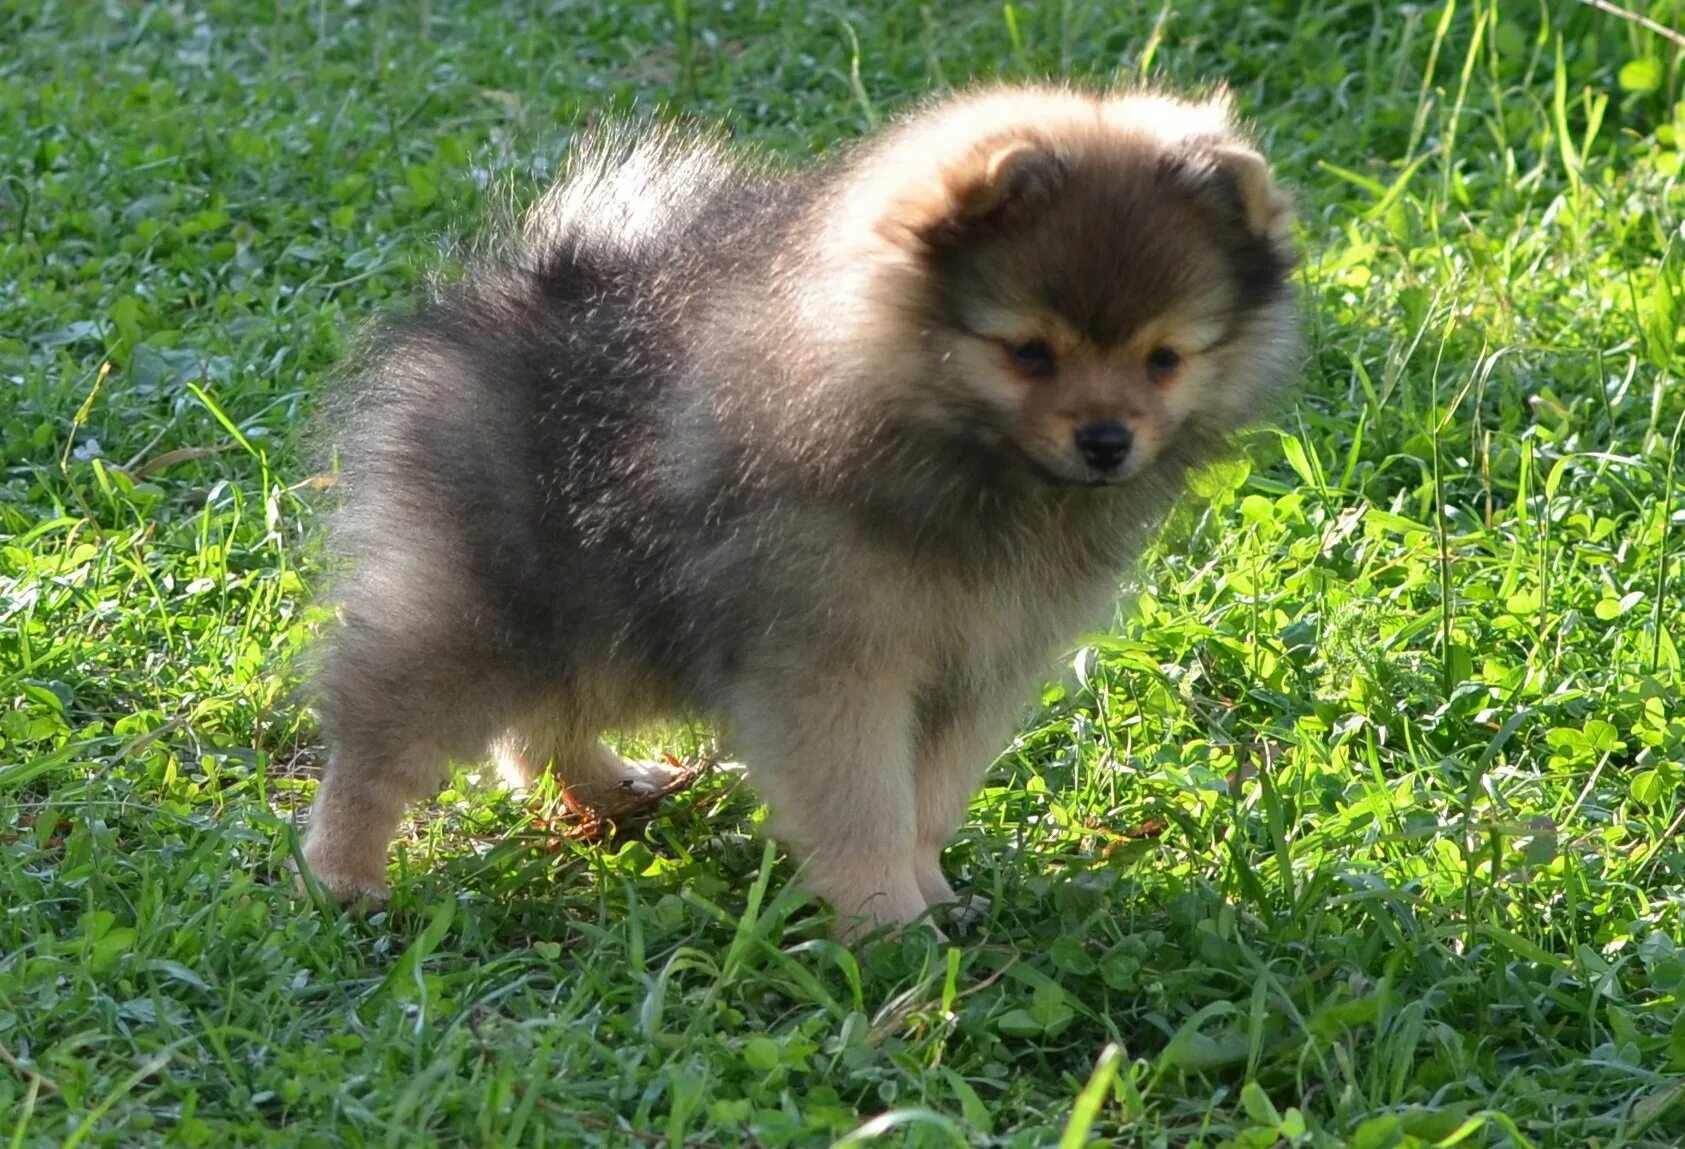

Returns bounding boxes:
[3,0,1683,1145]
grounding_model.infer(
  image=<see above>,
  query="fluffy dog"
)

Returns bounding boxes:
[300,85,1299,937]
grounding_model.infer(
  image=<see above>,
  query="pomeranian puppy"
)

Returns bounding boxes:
[300,85,1299,937]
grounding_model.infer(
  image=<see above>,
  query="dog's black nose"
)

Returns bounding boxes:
[1074,421,1133,472]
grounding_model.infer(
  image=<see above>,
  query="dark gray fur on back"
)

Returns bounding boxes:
[318,131,779,742]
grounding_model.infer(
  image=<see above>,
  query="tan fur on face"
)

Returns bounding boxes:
[938,291,1239,483]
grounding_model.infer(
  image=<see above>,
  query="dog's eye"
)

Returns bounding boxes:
[1007,339,1057,378]
[1145,345,1182,379]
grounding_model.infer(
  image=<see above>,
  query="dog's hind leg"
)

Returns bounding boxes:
[302,736,445,905]
[493,725,683,808]
[301,622,526,904]
[491,683,684,808]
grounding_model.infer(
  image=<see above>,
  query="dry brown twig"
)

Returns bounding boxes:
[526,753,714,850]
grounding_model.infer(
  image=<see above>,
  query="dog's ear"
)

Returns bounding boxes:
[879,137,1065,251]
[959,141,1066,224]
[1211,143,1291,239]
[1189,141,1292,245]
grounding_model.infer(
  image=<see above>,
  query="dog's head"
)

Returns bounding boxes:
[860,88,1300,487]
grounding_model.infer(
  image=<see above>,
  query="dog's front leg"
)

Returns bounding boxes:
[727,667,931,940]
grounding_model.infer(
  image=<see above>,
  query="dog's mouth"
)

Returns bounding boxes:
[1012,448,1134,490]
[1075,469,1139,490]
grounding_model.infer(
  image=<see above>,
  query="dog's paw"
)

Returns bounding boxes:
[310,870,391,908]
[934,891,991,933]
[817,872,937,945]
[296,843,390,908]
[914,866,989,932]
[832,910,948,946]
[611,756,691,797]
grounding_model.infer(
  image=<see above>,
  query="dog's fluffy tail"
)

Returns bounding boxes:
[518,124,760,270]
